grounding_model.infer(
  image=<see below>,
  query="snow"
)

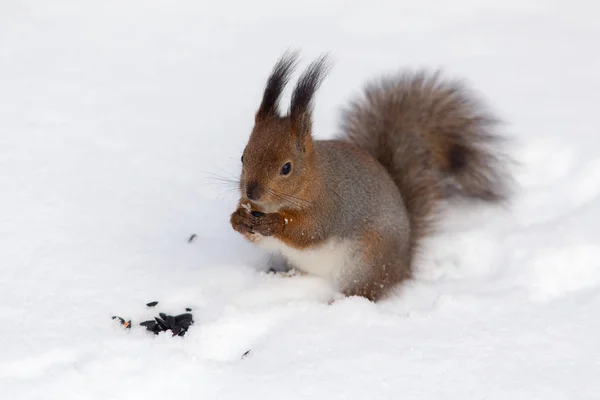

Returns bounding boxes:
[1,0,599,399]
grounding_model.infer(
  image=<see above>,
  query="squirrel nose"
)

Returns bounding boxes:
[246,181,263,201]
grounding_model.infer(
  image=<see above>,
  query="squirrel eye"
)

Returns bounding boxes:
[241,154,244,163]
[280,162,292,175]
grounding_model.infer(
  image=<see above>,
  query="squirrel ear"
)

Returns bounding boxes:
[255,51,299,122]
[291,111,312,150]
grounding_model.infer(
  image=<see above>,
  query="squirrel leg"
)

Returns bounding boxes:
[267,253,309,277]
[339,230,411,302]
[267,252,291,272]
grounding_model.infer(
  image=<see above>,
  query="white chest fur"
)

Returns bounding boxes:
[257,236,352,279]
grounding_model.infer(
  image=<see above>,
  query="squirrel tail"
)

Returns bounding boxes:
[340,69,513,257]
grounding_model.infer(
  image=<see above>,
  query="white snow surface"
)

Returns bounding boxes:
[1,1,599,399]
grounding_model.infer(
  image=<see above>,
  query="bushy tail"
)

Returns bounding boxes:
[339,69,512,256]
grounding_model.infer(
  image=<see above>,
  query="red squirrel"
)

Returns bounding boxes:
[230,51,512,301]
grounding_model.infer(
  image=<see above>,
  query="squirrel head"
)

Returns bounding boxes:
[238,51,330,212]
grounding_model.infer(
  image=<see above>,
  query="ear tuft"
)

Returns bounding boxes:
[255,50,299,121]
[289,54,331,140]
[289,54,331,118]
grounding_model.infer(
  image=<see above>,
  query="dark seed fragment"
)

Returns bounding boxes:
[155,317,168,330]
[171,325,182,336]
[174,313,193,322]
[188,234,197,243]
[112,316,131,329]
[113,306,194,337]
[166,316,176,329]
[178,320,192,329]
[241,350,251,358]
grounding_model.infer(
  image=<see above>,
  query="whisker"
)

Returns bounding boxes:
[267,188,311,208]
[211,165,240,180]
[213,187,241,201]
[201,171,241,186]
[276,190,311,205]
[266,189,295,207]
[201,177,240,188]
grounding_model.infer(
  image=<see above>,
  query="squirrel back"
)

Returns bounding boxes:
[339,70,512,266]
[230,52,512,301]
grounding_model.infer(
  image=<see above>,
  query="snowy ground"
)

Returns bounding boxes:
[1,0,599,399]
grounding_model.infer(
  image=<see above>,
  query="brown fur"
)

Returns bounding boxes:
[241,116,319,210]
[341,229,410,300]
[276,208,325,249]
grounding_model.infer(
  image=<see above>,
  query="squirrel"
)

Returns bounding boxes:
[230,51,512,302]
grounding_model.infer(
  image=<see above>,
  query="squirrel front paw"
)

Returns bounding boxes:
[251,212,284,236]
[230,208,284,237]
[230,207,254,236]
